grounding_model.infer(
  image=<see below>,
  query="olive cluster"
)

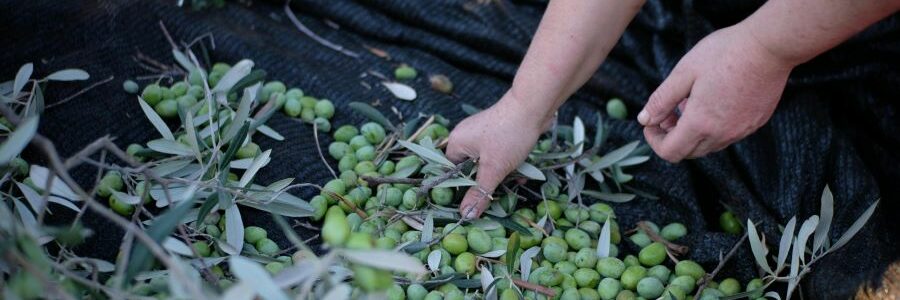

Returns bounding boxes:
[126,62,335,131]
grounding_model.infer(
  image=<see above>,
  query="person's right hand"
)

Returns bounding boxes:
[446,92,552,219]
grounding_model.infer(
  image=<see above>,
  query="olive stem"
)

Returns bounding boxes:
[511,278,557,297]
[359,176,424,186]
[415,158,475,199]
[694,231,749,298]
[637,221,688,255]
[313,122,338,179]
[322,190,369,219]
[283,1,360,59]
[406,115,435,142]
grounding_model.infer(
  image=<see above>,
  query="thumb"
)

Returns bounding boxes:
[639,69,694,126]
[459,159,509,219]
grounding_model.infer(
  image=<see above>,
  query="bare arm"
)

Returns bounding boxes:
[638,0,900,163]
[447,0,645,219]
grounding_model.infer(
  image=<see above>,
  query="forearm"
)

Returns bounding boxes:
[503,0,645,122]
[742,0,900,67]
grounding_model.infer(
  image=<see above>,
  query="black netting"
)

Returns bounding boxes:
[3,0,898,298]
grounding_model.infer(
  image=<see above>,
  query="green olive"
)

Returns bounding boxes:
[338,155,358,172]
[699,288,725,300]
[636,277,664,299]
[375,236,397,250]
[574,268,600,288]
[261,81,287,103]
[606,98,627,120]
[255,238,279,256]
[322,206,350,246]
[541,182,559,199]
[333,125,359,142]
[314,117,331,132]
[647,265,671,283]
[355,145,376,161]
[674,260,705,281]
[321,179,346,202]
[565,228,592,250]
[284,97,302,117]
[207,71,224,87]
[299,96,317,109]
[564,207,590,223]
[442,233,468,255]
[97,171,124,198]
[465,227,492,254]
[171,82,189,96]
[499,289,519,300]
[354,161,376,175]
[560,288,580,300]
[719,278,740,296]
[402,188,425,210]
[589,203,614,223]
[719,211,742,234]
[541,236,569,263]
[394,65,418,80]
[579,287,600,300]
[141,84,163,106]
[453,252,476,275]
[236,142,260,159]
[395,155,423,174]
[328,142,352,160]
[192,241,211,257]
[361,122,386,144]
[299,108,315,123]
[349,135,371,151]
[670,275,696,294]
[378,161,395,175]
[154,99,178,118]
[211,62,231,74]
[430,187,454,206]
[555,260,578,275]
[134,181,151,204]
[353,265,393,292]
[596,257,626,279]
[536,267,564,286]
[519,228,543,249]
[187,85,204,99]
[598,277,622,300]
[745,278,764,298]
[123,80,139,94]
[638,242,666,266]
[661,223,687,241]
[384,284,405,300]
[346,232,374,250]
[663,287,686,300]
[314,99,335,119]
[108,194,134,216]
[620,265,647,290]
[573,248,598,268]
[407,284,428,300]
[630,232,652,248]
[536,200,562,220]
[615,290,636,300]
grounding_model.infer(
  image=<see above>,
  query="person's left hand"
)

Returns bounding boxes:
[637,24,797,163]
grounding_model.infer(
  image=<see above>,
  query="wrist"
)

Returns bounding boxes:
[495,89,556,133]
[737,15,810,68]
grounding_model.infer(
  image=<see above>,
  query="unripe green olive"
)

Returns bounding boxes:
[699,288,725,300]
[536,200,562,220]
[541,236,569,263]
[394,65,417,80]
[519,228,543,249]
[211,62,231,74]
[606,98,627,120]
[402,188,425,210]
[381,187,403,207]
[515,208,536,222]
[378,161,395,175]
[559,288,579,300]
[564,228,592,250]
[630,232,652,248]
[109,194,134,216]
[669,275,696,294]
[745,278,764,298]
[647,265,671,283]
[329,142,352,160]
[636,277,664,299]
[596,257,626,279]
[98,171,124,198]
[314,99,335,119]
[578,221,602,237]
[395,155,423,174]
[674,260,705,281]
[333,125,359,143]
[361,122,386,144]
[385,284,405,300]
[353,265,393,292]
[346,232,374,250]
[375,236,397,250]
[338,155,358,173]
[499,289,519,300]
[192,241,211,257]
[142,84,163,106]
[430,187,453,206]
[719,211,742,234]
[407,284,428,300]
[719,278,740,296]
[261,81,287,103]
[442,233,468,255]
[321,179,346,202]
[348,136,369,151]
[170,82,189,97]
[661,223,687,241]
[663,287,686,300]
[314,117,331,132]
[564,207,590,223]
[639,242,666,266]
[294,95,314,109]
[284,97,302,117]
[207,71,224,87]
[255,238,279,256]
[573,248,598,268]
[264,262,284,274]
[579,287,600,300]
[598,277,622,300]
[300,108,316,122]
[555,260,578,275]
[453,252,476,275]
[354,161,376,174]
[236,142,260,159]
[589,203,614,223]
[322,206,350,246]
[355,145,376,161]
[424,290,444,300]
[466,228,492,254]
[154,99,178,118]
[574,268,600,288]
[620,265,647,290]
[187,85,204,99]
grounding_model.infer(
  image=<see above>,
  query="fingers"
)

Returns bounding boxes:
[445,131,471,164]
[643,120,704,163]
[458,160,508,219]
[639,69,694,126]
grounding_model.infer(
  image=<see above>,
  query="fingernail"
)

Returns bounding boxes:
[463,206,477,220]
[637,110,649,125]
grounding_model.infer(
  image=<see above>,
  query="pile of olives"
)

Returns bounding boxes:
[304,118,766,300]
[127,61,335,131]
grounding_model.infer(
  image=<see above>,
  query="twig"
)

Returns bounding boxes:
[512,278,557,297]
[416,158,474,198]
[46,75,115,109]
[284,1,359,59]
[637,221,688,255]
[406,115,435,142]
[694,232,749,298]
[158,21,179,50]
[322,190,368,219]
[359,175,423,186]
[313,122,337,179]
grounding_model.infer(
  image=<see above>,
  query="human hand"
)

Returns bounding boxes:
[637,25,797,163]
[446,92,553,219]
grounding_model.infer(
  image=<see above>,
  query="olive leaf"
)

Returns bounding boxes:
[223,204,244,256]
[584,141,640,173]
[341,250,427,274]
[616,155,650,167]
[349,101,394,130]
[239,192,313,218]
[213,59,253,104]
[506,232,519,275]
[13,198,39,236]
[195,194,219,229]
[812,185,833,254]
[396,140,454,167]
[138,97,175,140]
[433,177,476,188]
[29,165,79,202]
[775,217,796,272]
[229,256,290,300]
[24,84,43,117]
[828,200,878,252]
[147,139,194,156]
[593,113,606,150]
[746,220,773,274]
[461,104,482,115]
[427,250,441,271]
[11,63,33,101]
[171,49,195,72]
[480,266,497,300]
[321,283,351,300]
[230,70,267,96]
[45,69,90,81]
[162,237,194,256]
[381,82,416,101]
[422,213,434,243]
[519,246,540,280]
[111,191,142,205]
[572,116,585,157]
[515,162,546,181]
[597,219,612,258]
[238,149,271,188]
[0,116,38,165]
[125,198,195,282]
[581,190,635,203]
[256,124,284,141]
[223,83,260,142]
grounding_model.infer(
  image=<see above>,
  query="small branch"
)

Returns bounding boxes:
[512,278,557,297]
[694,232,749,298]
[284,1,359,59]
[46,75,115,110]
[322,190,368,219]
[406,115,435,142]
[637,221,688,255]
[359,175,423,186]
[416,158,474,198]
[313,122,338,179]
[158,21,179,50]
